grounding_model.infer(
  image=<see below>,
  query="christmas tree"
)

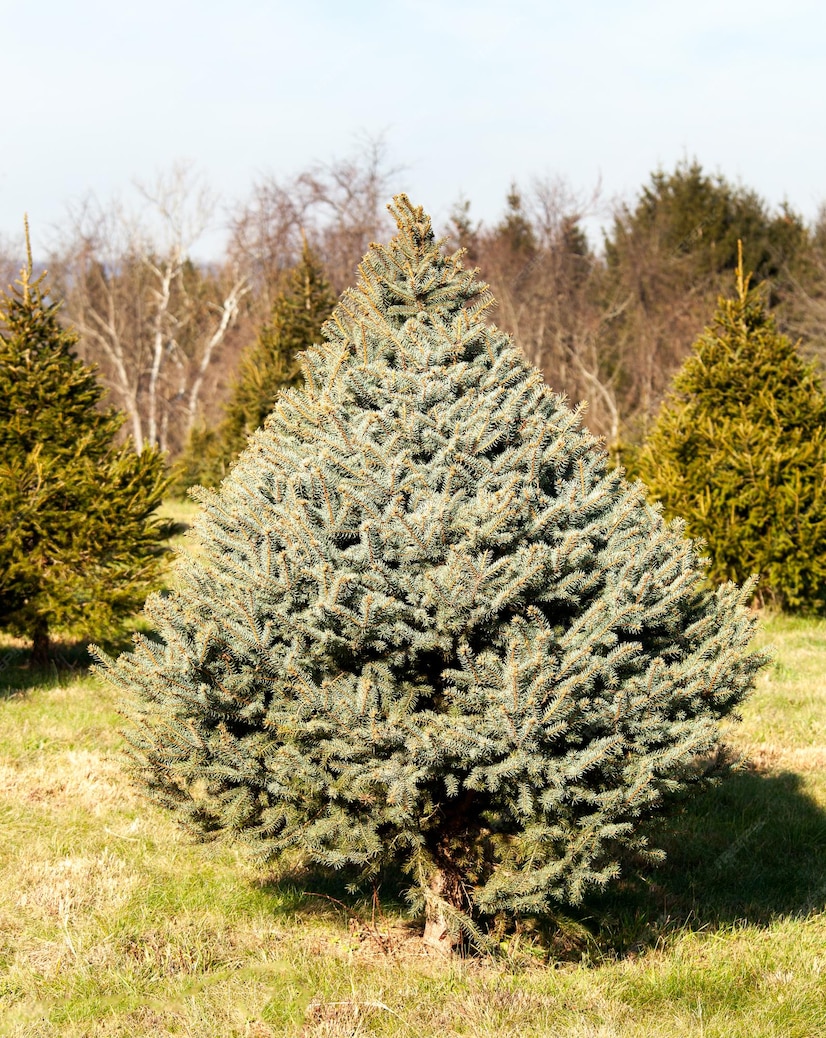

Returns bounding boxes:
[0,229,169,663]
[179,243,335,489]
[638,245,826,611]
[96,198,766,952]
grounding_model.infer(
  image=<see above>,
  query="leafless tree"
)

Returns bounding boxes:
[229,134,401,314]
[0,231,24,295]
[597,204,721,442]
[456,179,626,446]
[52,164,249,454]
[773,204,826,372]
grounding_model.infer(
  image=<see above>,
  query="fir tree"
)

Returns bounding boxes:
[180,243,335,489]
[95,198,766,952]
[0,229,169,663]
[638,246,826,611]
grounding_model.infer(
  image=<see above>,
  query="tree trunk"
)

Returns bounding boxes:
[423,861,468,956]
[422,790,479,954]
[30,617,51,668]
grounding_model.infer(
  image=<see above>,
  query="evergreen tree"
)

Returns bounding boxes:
[495,185,536,256]
[180,243,335,489]
[637,247,826,611]
[95,198,766,952]
[0,232,169,663]
[606,159,805,286]
[601,160,807,441]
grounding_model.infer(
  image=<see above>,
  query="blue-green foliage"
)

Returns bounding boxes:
[95,197,766,921]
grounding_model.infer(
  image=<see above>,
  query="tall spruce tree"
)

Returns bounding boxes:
[179,243,335,489]
[0,233,169,663]
[96,198,766,952]
[638,247,826,611]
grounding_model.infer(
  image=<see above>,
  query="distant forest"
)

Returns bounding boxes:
[5,140,824,460]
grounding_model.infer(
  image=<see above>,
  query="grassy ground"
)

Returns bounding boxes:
[1,508,824,1036]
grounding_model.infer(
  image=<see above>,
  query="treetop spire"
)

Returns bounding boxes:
[17,214,46,307]
[348,192,490,324]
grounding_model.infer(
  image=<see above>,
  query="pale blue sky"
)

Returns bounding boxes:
[3,0,825,258]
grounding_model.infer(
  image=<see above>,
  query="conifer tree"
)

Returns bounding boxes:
[180,243,335,489]
[96,198,766,952]
[0,231,169,663]
[638,247,826,611]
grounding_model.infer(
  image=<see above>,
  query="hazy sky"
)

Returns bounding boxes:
[3,0,825,259]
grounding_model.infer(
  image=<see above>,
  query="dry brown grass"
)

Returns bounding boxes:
[744,743,826,772]
[0,750,137,815]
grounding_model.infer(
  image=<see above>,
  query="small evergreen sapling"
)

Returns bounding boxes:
[178,243,335,489]
[224,242,335,450]
[96,198,766,951]
[638,247,826,611]
[0,234,169,662]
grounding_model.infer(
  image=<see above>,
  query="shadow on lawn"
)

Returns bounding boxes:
[254,765,826,959]
[255,861,412,926]
[0,620,154,698]
[0,639,95,698]
[582,764,826,955]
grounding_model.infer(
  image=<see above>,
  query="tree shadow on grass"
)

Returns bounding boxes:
[0,638,95,699]
[254,859,413,925]
[248,766,826,959]
[0,621,153,699]
[581,765,826,955]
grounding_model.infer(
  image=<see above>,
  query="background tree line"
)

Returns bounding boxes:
[6,140,826,465]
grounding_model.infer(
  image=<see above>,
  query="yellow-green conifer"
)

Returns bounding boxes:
[0,231,169,662]
[639,246,826,611]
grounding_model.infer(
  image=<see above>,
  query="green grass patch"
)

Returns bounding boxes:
[1,612,824,1036]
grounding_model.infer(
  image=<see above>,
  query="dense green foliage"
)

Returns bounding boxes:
[598,160,807,441]
[0,247,169,661]
[606,159,805,286]
[638,256,826,612]
[97,198,766,948]
[179,244,335,489]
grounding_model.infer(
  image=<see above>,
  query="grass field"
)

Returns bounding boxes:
[1,505,824,1036]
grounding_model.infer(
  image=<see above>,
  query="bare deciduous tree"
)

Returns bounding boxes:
[52,164,249,454]
[229,134,401,313]
[774,205,826,372]
[0,232,24,294]
[455,179,625,445]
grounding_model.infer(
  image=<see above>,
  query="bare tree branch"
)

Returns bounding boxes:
[50,165,248,455]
